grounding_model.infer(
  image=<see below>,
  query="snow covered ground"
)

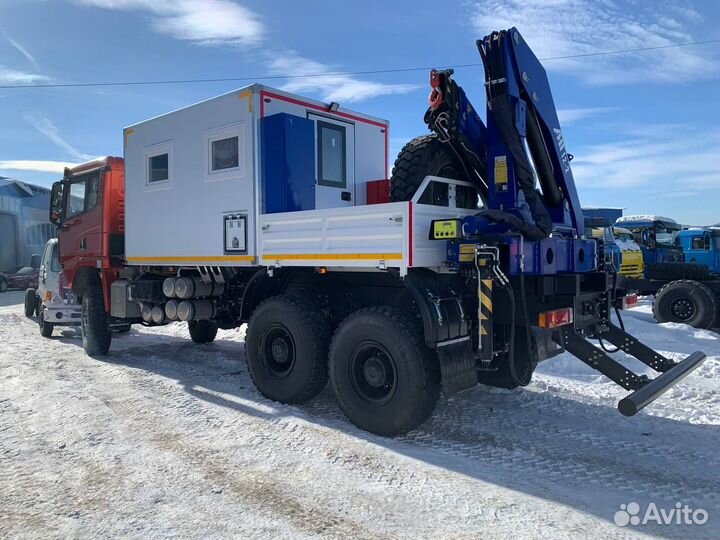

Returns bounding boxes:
[1,294,718,539]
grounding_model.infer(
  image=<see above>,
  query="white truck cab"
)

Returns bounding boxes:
[25,238,81,337]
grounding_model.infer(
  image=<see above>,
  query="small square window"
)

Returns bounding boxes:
[211,136,239,171]
[149,153,169,183]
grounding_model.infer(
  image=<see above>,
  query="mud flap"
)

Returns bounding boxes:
[436,339,477,394]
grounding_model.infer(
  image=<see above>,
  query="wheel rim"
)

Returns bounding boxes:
[260,324,296,379]
[348,341,397,405]
[669,297,696,321]
[0,282,6,292]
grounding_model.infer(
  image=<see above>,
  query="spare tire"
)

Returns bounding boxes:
[653,280,717,329]
[646,262,712,282]
[390,134,477,208]
[24,288,37,318]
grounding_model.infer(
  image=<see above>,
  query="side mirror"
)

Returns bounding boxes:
[30,254,41,269]
[50,181,64,226]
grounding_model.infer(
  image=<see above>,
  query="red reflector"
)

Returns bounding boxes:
[538,308,574,328]
[622,294,638,310]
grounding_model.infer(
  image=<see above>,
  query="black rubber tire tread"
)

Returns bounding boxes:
[645,262,712,282]
[81,285,112,357]
[652,279,717,329]
[477,326,539,389]
[245,295,331,404]
[390,134,474,207]
[24,288,37,318]
[188,320,218,343]
[38,309,53,338]
[329,306,441,437]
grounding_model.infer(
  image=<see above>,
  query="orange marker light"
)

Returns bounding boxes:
[538,307,573,328]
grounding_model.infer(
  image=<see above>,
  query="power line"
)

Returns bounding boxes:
[1,38,719,90]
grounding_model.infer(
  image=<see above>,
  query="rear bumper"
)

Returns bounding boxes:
[43,303,82,326]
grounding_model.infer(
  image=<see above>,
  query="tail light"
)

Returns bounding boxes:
[621,294,638,310]
[538,307,574,328]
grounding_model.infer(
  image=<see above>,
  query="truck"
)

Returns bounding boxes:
[24,238,82,337]
[613,227,644,279]
[619,227,720,329]
[49,27,706,437]
[615,215,683,266]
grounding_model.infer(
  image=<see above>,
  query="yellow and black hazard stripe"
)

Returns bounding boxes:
[478,278,494,361]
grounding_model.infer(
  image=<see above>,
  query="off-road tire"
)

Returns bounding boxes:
[477,326,538,389]
[390,134,476,208]
[646,262,712,282]
[245,295,331,404]
[188,319,218,344]
[329,307,441,437]
[81,285,112,356]
[38,309,53,338]
[24,288,37,318]
[653,280,717,329]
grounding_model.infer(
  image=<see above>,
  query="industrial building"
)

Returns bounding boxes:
[0,177,54,272]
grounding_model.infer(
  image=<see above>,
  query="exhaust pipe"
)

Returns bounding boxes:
[176,299,215,322]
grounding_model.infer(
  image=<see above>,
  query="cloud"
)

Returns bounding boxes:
[3,32,40,72]
[570,126,720,191]
[268,51,419,103]
[73,0,264,45]
[471,0,718,85]
[24,113,94,161]
[557,107,616,124]
[0,65,47,85]
[0,160,79,173]
[74,0,415,103]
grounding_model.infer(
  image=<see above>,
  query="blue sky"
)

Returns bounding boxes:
[0,0,719,223]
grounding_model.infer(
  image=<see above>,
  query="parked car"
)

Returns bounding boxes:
[1,266,39,292]
[24,239,81,337]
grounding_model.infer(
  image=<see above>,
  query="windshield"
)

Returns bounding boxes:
[616,232,633,242]
[655,227,679,247]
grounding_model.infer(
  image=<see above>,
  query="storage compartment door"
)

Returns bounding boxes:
[309,114,355,209]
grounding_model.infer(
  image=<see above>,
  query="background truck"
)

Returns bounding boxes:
[619,227,720,329]
[24,238,82,337]
[51,28,705,437]
[613,226,644,278]
[616,215,683,266]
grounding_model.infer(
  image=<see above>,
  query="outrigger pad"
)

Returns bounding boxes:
[618,351,706,416]
[557,324,706,416]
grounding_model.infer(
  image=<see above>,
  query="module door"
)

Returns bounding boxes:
[309,114,355,209]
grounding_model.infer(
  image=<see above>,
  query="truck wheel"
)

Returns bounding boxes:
[329,307,441,437]
[188,320,218,343]
[39,309,53,338]
[646,262,711,282]
[245,296,330,404]
[390,134,476,208]
[653,280,717,329]
[477,326,538,389]
[81,285,112,356]
[24,288,37,318]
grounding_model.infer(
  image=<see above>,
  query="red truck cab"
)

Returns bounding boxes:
[50,157,125,310]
